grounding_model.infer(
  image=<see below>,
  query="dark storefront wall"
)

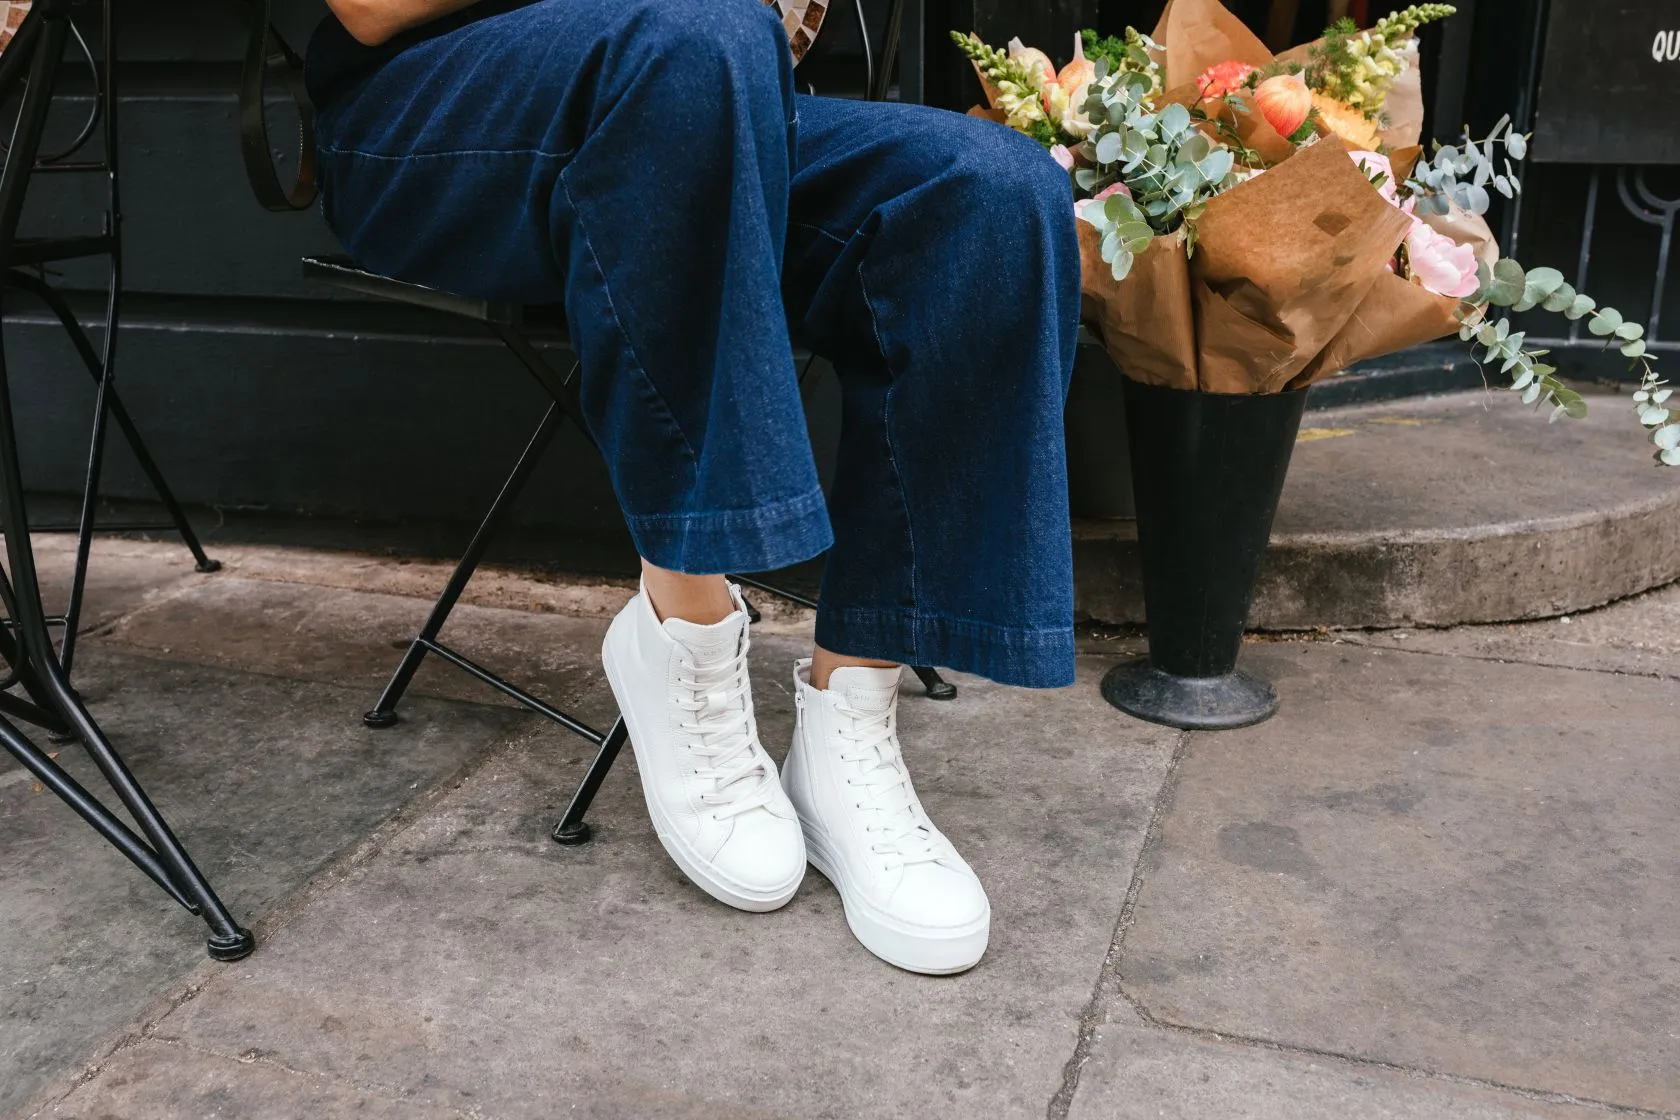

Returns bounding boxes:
[10,1,663,566]
[12,0,1670,560]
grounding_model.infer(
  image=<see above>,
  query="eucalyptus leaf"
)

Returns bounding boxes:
[1588,308,1623,336]
[1540,283,1577,313]
[1485,259,1526,306]
[1158,102,1191,136]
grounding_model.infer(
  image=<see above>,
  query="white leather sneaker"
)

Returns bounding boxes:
[601,582,805,912]
[783,660,990,974]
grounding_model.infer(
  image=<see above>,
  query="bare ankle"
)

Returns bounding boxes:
[641,560,734,625]
[809,645,899,690]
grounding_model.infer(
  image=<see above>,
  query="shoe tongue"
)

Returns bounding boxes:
[663,610,745,664]
[827,665,900,713]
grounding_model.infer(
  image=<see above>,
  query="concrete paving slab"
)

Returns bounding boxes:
[51,649,1179,1119]
[1120,642,1680,1113]
[1067,1024,1599,1120]
[0,648,521,1117]
[27,533,208,632]
[98,575,611,713]
[51,1040,468,1119]
[1349,582,1680,680]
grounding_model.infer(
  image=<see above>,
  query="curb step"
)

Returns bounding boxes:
[1073,387,1680,630]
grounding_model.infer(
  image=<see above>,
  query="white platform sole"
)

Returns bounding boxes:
[601,640,802,914]
[803,825,990,975]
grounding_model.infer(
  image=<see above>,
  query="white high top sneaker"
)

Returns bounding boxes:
[783,660,990,973]
[601,582,805,911]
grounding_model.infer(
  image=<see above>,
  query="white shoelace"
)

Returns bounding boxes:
[836,703,942,870]
[674,631,774,820]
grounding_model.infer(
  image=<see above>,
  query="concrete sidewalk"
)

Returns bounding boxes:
[2,537,1675,1118]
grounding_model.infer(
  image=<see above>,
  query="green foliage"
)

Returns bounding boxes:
[1075,68,1239,280]
[1459,258,1677,462]
[1307,5,1455,118]
[1410,116,1527,216]
[1081,27,1161,92]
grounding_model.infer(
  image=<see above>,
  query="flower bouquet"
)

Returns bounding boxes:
[954,0,1676,729]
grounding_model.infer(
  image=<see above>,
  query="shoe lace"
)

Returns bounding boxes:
[836,704,941,870]
[674,630,773,820]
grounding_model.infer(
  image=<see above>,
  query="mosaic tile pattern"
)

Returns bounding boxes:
[0,2,31,55]
[765,0,826,61]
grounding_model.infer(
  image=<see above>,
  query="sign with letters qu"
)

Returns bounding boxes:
[1533,0,1680,164]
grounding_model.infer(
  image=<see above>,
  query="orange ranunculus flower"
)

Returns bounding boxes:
[1195,60,1255,99]
[1254,74,1311,138]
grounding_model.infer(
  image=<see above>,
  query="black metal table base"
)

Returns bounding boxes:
[0,0,250,959]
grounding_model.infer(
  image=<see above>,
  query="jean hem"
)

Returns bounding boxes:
[814,604,1075,689]
[625,488,834,575]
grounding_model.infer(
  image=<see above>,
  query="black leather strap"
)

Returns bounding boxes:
[239,0,318,212]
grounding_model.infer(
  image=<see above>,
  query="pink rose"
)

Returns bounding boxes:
[1050,144,1075,172]
[1406,220,1480,299]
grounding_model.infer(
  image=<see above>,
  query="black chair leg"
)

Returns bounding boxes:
[550,717,629,845]
[364,402,562,728]
[912,665,958,701]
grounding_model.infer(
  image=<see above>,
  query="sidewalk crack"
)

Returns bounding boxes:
[1047,729,1190,1120]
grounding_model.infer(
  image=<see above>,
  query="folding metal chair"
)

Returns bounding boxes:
[287,0,947,846]
[304,255,957,845]
[0,0,250,960]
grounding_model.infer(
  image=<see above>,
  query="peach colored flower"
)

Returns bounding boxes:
[1050,144,1075,171]
[1196,60,1255,99]
[1254,74,1310,138]
[1007,38,1054,84]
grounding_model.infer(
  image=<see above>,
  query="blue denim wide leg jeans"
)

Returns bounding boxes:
[306,0,1081,687]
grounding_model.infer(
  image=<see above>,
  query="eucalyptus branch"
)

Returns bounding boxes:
[1409,115,1527,216]
[1075,65,1239,279]
[1460,258,1678,463]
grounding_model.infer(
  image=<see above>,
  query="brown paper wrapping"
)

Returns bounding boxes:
[1288,272,1461,386]
[1289,198,1497,386]
[1188,136,1414,392]
[1150,0,1273,87]
[1377,44,1425,149]
[1081,139,1415,394]
[1079,223,1198,390]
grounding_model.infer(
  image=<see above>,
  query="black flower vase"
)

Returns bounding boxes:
[1100,378,1308,730]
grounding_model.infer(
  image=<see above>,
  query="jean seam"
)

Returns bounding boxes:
[857,260,919,661]
[622,487,826,530]
[823,603,1072,637]
[559,165,698,468]
[318,143,579,163]
[789,218,853,249]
